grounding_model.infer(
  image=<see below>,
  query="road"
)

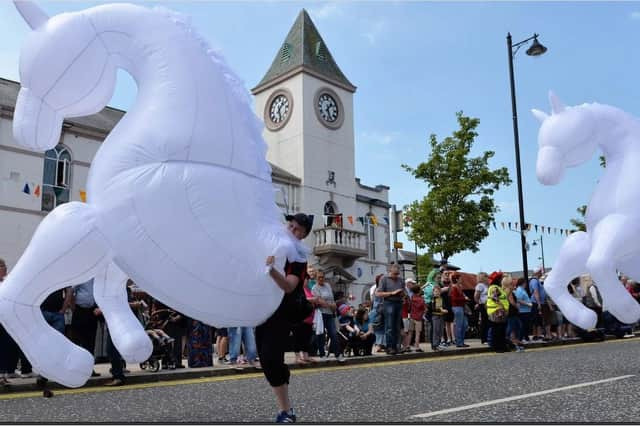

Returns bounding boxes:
[2,338,640,423]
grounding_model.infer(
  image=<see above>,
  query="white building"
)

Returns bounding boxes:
[0,9,391,305]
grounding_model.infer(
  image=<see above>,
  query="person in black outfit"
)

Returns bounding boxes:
[258,213,313,424]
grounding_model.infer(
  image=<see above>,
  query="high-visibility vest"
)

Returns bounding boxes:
[486,285,509,315]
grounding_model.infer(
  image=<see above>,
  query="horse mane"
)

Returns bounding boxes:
[151,6,269,173]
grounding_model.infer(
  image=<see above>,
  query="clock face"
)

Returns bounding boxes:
[317,93,339,123]
[269,94,290,124]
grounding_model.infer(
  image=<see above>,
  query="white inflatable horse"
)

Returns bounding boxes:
[533,91,640,330]
[0,2,300,387]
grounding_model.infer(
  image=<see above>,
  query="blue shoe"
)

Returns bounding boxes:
[275,409,296,423]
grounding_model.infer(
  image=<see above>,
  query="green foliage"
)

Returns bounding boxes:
[415,252,435,282]
[402,112,511,260]
[570,205,587,232]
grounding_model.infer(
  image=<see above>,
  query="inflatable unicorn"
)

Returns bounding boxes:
[533,91,640,330]
[0,1,301,387]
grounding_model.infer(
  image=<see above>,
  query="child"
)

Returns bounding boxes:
[409,284,426,352]
[430,285,448,351]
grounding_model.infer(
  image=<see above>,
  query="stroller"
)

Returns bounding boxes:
[139,308,177,372]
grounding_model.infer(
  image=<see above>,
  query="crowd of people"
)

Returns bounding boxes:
[1,256,636,388]
[1,219,638,422]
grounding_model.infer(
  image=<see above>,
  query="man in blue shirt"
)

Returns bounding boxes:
[529,270,551,340]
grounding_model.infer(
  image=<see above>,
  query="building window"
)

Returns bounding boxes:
[324,201,338,227]
[367,214,376,260]
[42,144,71,212]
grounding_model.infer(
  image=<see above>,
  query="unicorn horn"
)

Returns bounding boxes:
[548,90,565,114]
[14,1,49,30]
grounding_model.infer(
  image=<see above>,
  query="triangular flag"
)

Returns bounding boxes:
[492,221,497,230]
[383,216,390,225]
[548,227,551,234]
[79,190,87,203]
[22,183,30,194]
[541,226,545,233]
[357,217,364,226]
[34,185,40,197]
[535,225,538,233]
[508,222,512,230]
[335,215,342,227]
[347,216,353,225]
[527,223,532,231]
[371,216,378,226]
[501,222,505,229]
[514,222,519,230]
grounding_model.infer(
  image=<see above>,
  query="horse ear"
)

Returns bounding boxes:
[548,91,565,114]
[14,1,49,30]
[531,109,549,123]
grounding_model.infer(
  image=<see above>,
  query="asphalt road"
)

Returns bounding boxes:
[2,338,640,423]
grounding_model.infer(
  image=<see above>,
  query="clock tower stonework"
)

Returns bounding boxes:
[252,10,358,227]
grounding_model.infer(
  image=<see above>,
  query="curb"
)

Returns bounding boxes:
[2,334,634,394]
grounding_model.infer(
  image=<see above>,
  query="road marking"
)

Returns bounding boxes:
[410,374,636,419]
[1,338,638,401]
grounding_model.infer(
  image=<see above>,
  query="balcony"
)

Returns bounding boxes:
[312,227,368,268]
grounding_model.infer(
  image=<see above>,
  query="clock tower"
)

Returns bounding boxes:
[252,10,358,227]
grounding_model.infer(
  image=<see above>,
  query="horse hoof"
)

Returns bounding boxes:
[570,308,598,330]
[609,300,640,326]
[115,330,153,363]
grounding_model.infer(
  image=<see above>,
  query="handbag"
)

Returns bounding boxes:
[488,307,507,323]
[313,309,324,335]
[283,284,313,323]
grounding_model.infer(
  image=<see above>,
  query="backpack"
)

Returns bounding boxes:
[583,285,602,308]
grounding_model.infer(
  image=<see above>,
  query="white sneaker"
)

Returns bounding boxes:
[336,355,346,363]
[20,372,35,378]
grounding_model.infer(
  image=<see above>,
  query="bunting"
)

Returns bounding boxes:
[492,219,575,238]
[347,216,353,225]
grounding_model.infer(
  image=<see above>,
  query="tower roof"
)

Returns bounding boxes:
[252,9,356,94]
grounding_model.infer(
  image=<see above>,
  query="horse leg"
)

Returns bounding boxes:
[586,214,640,325]
[0,202,110,387]
[93,262,152,363]
[544,231,598,330]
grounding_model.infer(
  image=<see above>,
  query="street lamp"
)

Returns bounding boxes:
[507,32,547,286]
[531,234,546,273]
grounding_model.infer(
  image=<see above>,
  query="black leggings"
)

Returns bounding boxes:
[256,310,292,387]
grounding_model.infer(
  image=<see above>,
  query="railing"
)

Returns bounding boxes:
[313,227,368,254]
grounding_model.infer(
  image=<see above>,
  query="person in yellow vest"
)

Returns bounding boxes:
[486,271,509,353]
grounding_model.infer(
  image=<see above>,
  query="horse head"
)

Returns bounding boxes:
[532,91,598,186]
[13,1,117,152]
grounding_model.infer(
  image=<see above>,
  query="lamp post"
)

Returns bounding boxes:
[531,234,546,272]
[507,32,547,286]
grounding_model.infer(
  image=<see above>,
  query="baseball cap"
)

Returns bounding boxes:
[285,213,314,236]
[338,304,350,317]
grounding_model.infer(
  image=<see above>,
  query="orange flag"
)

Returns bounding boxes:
[347,216,353,225]
[79,190,87,203]
[34,185,40,197]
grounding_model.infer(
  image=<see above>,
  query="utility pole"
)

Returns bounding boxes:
[391,204,399,264]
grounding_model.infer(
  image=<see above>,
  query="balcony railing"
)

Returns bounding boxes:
[312,227,368,267]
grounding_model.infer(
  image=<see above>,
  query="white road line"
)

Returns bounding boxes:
[410,375,636,419]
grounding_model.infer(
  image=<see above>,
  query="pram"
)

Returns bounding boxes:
[139,308,177,372]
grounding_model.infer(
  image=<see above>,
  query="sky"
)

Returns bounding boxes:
[1,0,638,275]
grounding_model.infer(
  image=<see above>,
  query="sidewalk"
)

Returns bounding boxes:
[1,335,630,394]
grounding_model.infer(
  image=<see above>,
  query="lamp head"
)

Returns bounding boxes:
[526,35,547,56]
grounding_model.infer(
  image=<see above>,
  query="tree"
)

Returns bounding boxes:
[570,205,587,232]
[402,112,511,261]
[415,252,436,282]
